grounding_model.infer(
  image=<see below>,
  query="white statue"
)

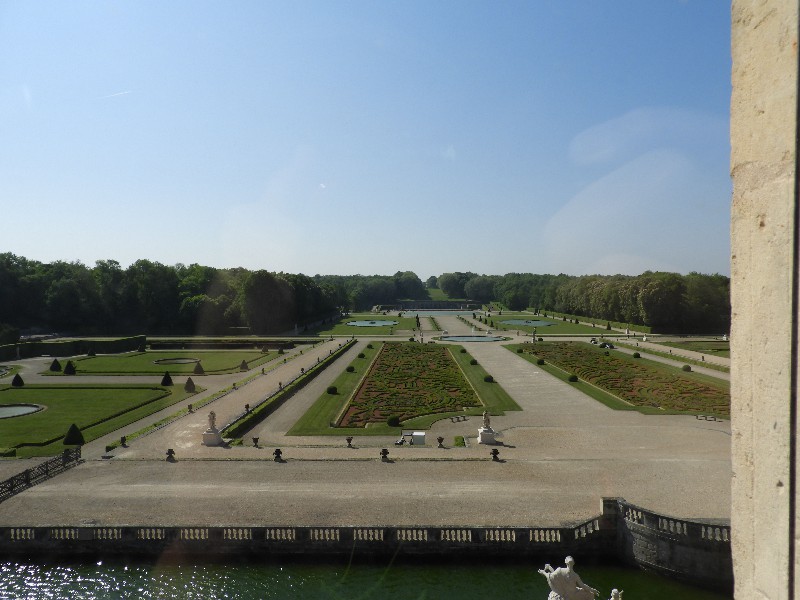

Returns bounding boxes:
[538,556,599,600]
[208,411,217,431]
[482,410,491,429]
[608,590,623,600]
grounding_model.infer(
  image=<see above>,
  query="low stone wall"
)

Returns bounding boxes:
[0,519,610,561]
[613,499,732,592]
[0,498,732,591]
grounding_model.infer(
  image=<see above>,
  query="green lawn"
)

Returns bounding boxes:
[288,342,519,436]
[479,312,602,335]
[45,350,278,375]
[315,313,419,336]
[0,384,199,457]
[508,342,729,417]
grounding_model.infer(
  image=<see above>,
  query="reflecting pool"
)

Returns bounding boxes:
[0,560,730,599]
[0,404,42,419]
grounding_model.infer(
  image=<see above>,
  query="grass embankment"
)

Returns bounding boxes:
[0,384,200,457]
[288,342,519,436]
[540,311,652,334]
[613,341,729,374]
[473,312,602,335]
[46,350,278,376]
[508,342,729,417]
[658,339,730,359]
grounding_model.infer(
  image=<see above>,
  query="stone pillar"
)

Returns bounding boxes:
[730,1,799,598]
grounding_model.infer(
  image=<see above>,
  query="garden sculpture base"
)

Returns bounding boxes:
[477,426,497,445]
[202,429,224,446]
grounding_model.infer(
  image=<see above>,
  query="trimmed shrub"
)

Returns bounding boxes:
[327,385,337,395]
[366,343,373,349]
[11,373,23,387]
[63,361,76,375]
[409,337,415,342]
[606,322,612,331]
[49,358,62,372]
[682,364,692,372]
[278,348,285,355]
[346,365,355,373]
[240,359,249,371]
[483,375,494,383]
[193,362,205,375]
[538,337,543,342]
[358,353,365,358]
[460,348,467,353]
[536,358,545,365]
[632,352,641,358]
[161,371,173,386]
[387,415,401,427]
[87,349,95,357]
[63,423,85,446]
[568,374,579,382]
[184,377,196,393]
[470,358,478,365]
[517,348,523,353]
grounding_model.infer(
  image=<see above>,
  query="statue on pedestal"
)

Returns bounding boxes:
[202,410,223,447]
[538,556,599,600]
[482,410,491,430]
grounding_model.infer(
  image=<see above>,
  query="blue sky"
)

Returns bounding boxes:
[1,1,731,278]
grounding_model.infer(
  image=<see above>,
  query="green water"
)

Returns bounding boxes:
[0,560,731,599]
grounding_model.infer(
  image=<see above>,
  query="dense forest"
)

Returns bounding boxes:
[0,253,729,342]
[435,271,730,333]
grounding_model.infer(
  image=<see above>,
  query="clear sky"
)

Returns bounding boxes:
[1,1,731,279]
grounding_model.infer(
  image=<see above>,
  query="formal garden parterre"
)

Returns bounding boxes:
[288,342,520,436]
[339,343,479,427]
[0,384,200,457]
[45,350,279,376]
[510,342,730,416]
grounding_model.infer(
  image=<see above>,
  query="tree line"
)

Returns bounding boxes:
[0,252,728,340]
[434,271,730,333]
[0,254,430,340]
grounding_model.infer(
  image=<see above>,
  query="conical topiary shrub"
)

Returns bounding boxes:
[49,358,62,372]
[63,361,76,375]
[161,371,173,386]
[184,377,196,393]
[11,373,23,387]
[239,359,248,371]
[193,361,204,375]
[63,423,85,446]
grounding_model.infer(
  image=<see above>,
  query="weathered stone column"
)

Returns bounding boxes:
[731,1,799,598]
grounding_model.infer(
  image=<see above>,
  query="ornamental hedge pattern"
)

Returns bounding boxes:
[521,342,729,415]
[339,342,478,427]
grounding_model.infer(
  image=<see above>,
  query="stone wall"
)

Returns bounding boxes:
[0,498,732,591]
[730,1,799,598]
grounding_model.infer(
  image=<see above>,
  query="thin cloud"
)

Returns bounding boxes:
[97,90,133,100]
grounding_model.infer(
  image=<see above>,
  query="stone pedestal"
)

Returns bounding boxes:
[477,427,496,445]
[202,428,223,447]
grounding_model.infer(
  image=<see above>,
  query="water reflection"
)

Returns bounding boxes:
[0,560,730,599]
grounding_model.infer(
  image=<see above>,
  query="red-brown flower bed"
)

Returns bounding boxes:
[519,342,729,415]
[339,342,478,427]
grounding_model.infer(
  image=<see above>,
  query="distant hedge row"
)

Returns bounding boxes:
[0,335,146,361]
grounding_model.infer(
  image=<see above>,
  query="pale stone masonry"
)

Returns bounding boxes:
[730,1,800,598]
